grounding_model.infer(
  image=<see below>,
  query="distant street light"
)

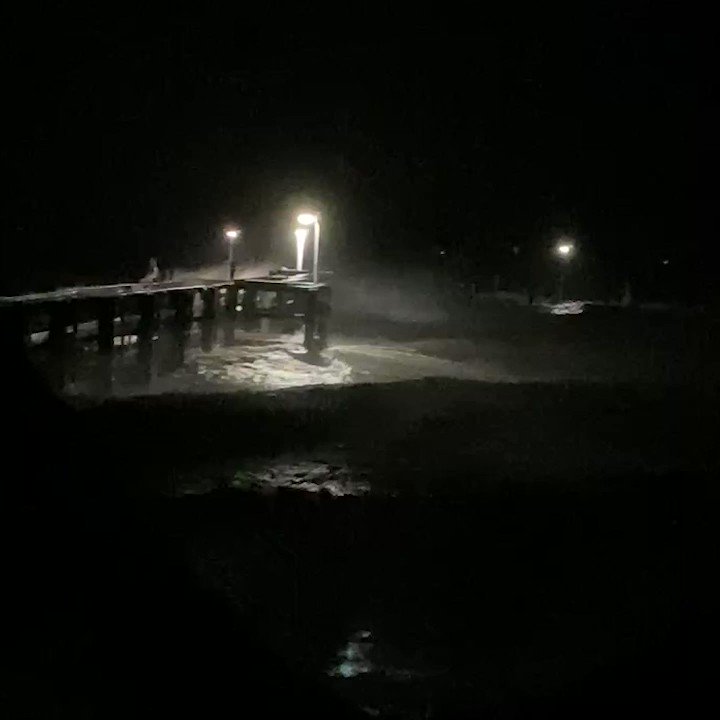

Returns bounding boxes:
[553,239,576,302]
[297,212,320,283]
[555,241,574,258]
[224,227,241,280]
[294,227,309,271]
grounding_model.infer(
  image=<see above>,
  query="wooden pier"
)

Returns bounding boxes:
[1,275,332,394]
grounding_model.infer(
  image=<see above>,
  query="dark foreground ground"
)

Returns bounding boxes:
[2,307,715,718]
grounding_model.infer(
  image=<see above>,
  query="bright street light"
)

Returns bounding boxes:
[297,213,318,226]
[553,239,576,302]
[555,241,574,258]
[294,227,309,271]
[224,227,241,280]
[296,211,321,283]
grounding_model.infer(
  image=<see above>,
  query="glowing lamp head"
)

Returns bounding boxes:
[297,212,319,226]
[225,229,240,240]
[555,241,575,258]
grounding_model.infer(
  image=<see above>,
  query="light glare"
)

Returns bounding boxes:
[555,240,575,258]
[297,212,318,226]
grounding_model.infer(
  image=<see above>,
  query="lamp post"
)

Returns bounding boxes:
[297,212,320,284]
[294,227,309,271]
[553,239,575,302]
[224,228,240,280]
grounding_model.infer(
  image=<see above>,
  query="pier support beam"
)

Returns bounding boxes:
[6,306,29,354]
[48,301,72,391]
[168,290,193,369]
[316,287,331,350]
[137,294,156,384]
[96,298,115,394]
[304,292,318,351]
[200,288,217,352]
[241,287,259,332]
[223,284,239,346]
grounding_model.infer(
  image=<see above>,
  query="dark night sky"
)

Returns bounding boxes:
[3,9,699,295]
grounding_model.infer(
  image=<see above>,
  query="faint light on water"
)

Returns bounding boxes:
[336,660,367,678]
[550,301,585,315]
[328,630,374,679]
[230,460,368,496]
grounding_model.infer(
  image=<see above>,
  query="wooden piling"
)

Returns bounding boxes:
[47,301,71,391]
[242,287,257,318]
[171,290,194,325]
[200,288,217,351]
[241,286,259,333]
[5,306,28,354]
[96,298,115,394]
[169,290,193,368]
[137,294,156,384]
[316,287,331,350]
[201,288,217,318]
[304,292,318,351]
[225,284,239,314]
[97,299,115,355]
[223,284,239,346]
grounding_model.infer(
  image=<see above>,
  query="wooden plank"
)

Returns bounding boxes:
[239,279,328,293]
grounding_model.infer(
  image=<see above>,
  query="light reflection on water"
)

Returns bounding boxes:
[34,312,354,398]
[231,460,370,497]
[328,630,374,678]
[327,629,443,688]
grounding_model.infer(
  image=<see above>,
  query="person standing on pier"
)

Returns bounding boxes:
[142,257,160,283]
